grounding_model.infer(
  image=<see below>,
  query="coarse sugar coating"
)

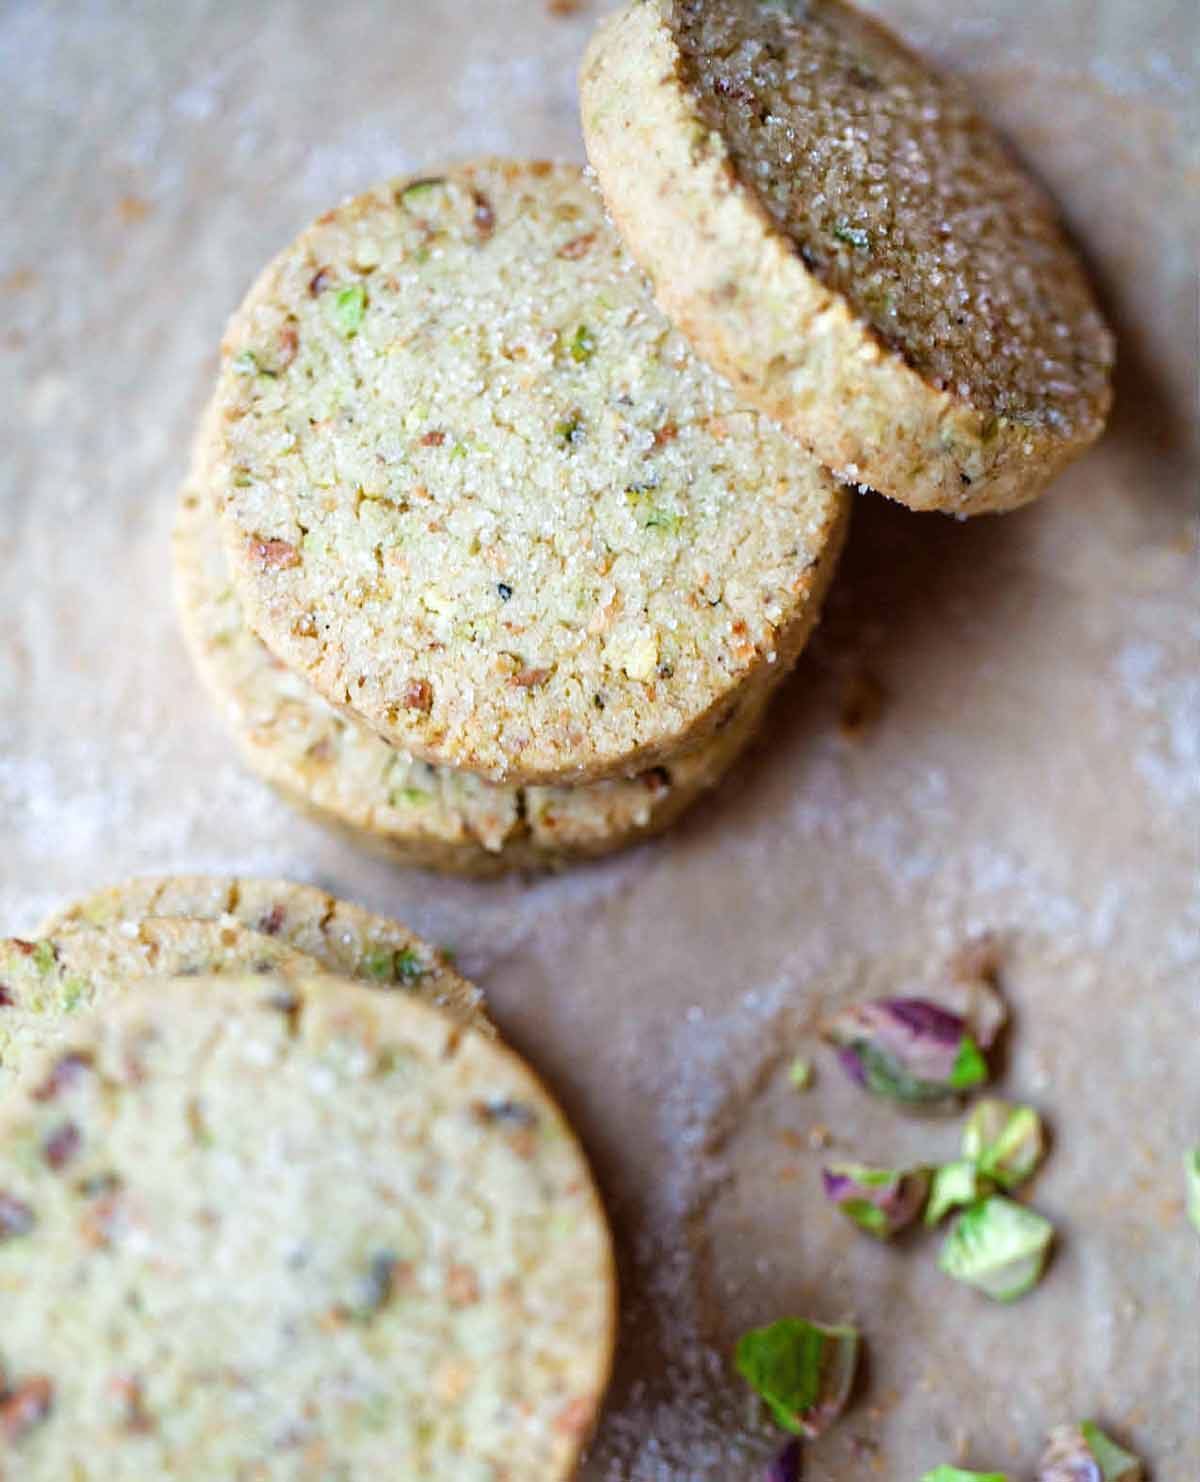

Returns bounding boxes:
[0,917,319,1090]
[40,875,488,1032]
[210,159,848,781]
[0,974,617,1479]
[581,0,1114,514]
[176,458,800,874]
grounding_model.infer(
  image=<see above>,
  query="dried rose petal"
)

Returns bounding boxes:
[0,1375,54,1443]
[822,1162,929,1238]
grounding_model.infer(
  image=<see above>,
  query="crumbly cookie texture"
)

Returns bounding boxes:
[211,159,848,782]
[0,918,319,1090]
[40,876,488,1032]
[0,975,617,1480]
[581,0,1114,515]
[177,462,797,875]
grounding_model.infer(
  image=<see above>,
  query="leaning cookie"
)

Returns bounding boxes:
[581,0,1114,515]
[0,975,616,1479]
[211,159,848,781]
[176,466,796,875]
[0,917,320,1088]
[39,875,488,1032]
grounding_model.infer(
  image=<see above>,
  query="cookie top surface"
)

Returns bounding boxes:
[0,975,616,1479]
[40,876,487,1032]
[0,918,318,1090]
[210,159,846,781]
[581,0,1114,514]
[176,466,771,872]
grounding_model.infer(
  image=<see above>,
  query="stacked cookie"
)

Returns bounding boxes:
[180,1,1112,876]
[0,877,617,1478]
[182,160,851,873]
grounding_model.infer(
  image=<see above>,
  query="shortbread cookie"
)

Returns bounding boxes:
[210,159,848,782]
[0,917,318,1089]
[177,466,786,874]
[581,0,1114,515]
[0,974,616,1479]
[40,876,487,1031]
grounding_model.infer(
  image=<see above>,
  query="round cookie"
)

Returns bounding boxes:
[0,974,617,1479]
[176,463,794,874]
[40,876,487,1032]
[210,159,849,782]
[0,917,319,1090]
[580,0,1115,515]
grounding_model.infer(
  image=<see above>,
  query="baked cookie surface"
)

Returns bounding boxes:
[176,464,794,874]
[581,0,1114,514]
[41,876,487,1031]
[0,917,318,1089]
[210,159,847,781]
[0,974,617,1479]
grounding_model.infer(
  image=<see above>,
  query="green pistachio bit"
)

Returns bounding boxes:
[232,350,269,376]
[948,1035,988,1090]
[832,221,870,250]
[449,441,469,460]
[570,324,597,363]
[392,786,431,806]
[361,947,426,986]
[734,1317,859,1438]
[32,940,56,974]
[788,1057,814,1091]
[400,177,444,206]
[925,1159,987,1226]
[939,1195,1054,1301]
[921,1469,1009,1482]
[330,282,367,336]
[1078,1422,1144,1482]
[962,1100,1045,1189]
[556,413,585,448]
[60,977,88,1012]
[1040,1423,1144,1482]
[1185,1147,1200,1236]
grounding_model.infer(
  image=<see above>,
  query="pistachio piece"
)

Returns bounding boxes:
[962,1100,1045,1189]
[1185,1147,1200,1236]
[939,1195,1054,1301]
[925,1159,988,1226]
[822,1162,929,1239]
[921,1469,1008,1482]
[823,997,988,1106]
[735,1318,859,1438]
[1039,1422,1144,1482]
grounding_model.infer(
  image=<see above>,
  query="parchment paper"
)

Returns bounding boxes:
[1,1,1196,1476]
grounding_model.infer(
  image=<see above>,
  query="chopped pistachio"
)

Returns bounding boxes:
[921,1470,1008,1482]
[734,1318,859,1438]
[361,947,425,986]
[1039,1423,1144,1482]
[832,221,870,250]
[939,1195,1053,1301]
[329,282,367,337]
[391,786,431,806]
[32,940,56,975]
[556,412,585,448]
[822,1162,929,1239]
[823,997,989,1106]
[570,324,597,363]
[1185,1147,1200,1236]
[232,349,274,377]
[925,1159,987,1226]
[399,177,445,207]
[787,1056,814,1091]
[962,1100,1045,1189]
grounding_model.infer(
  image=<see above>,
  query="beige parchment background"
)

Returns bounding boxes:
[1,1,1197,1476]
